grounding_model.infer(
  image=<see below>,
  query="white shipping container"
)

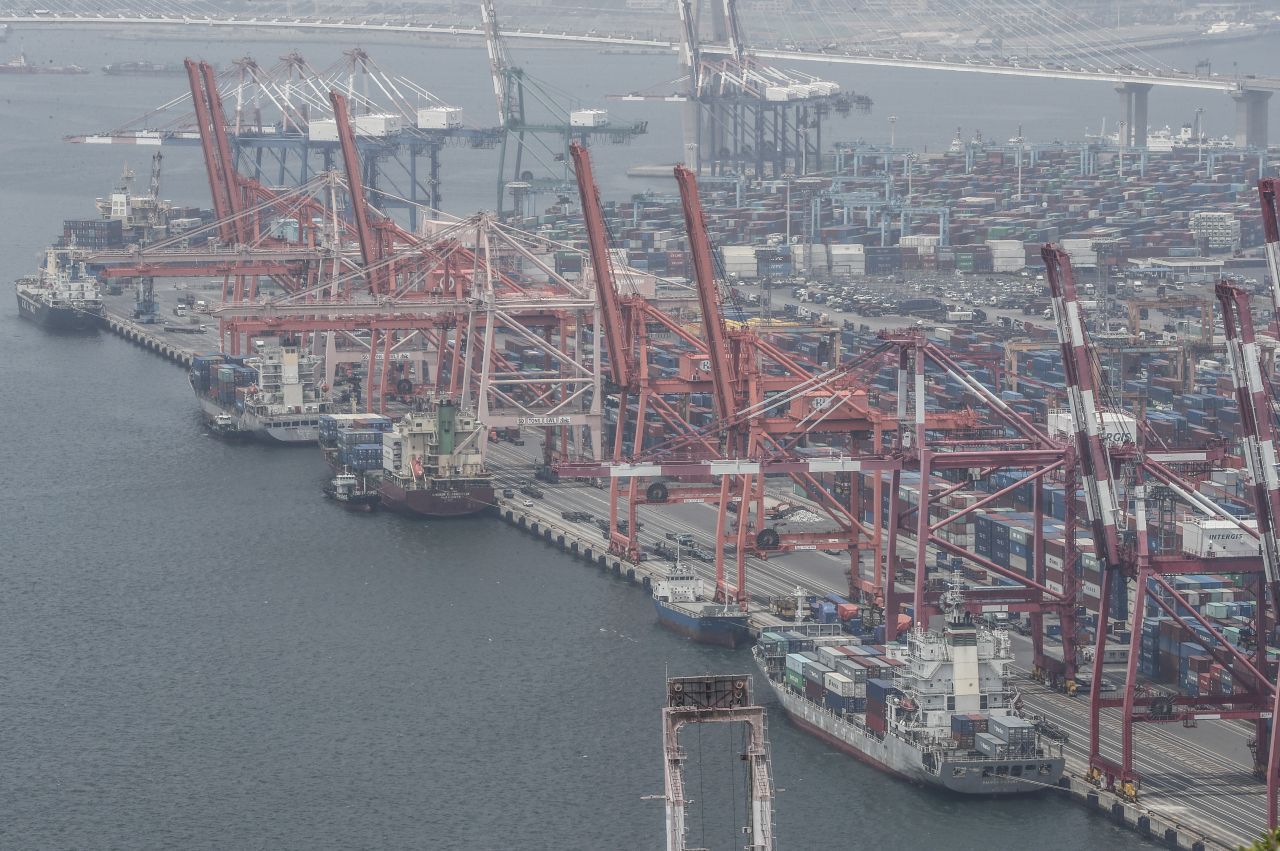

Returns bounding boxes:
[417,107,463,129]
[353,113,402,136]
[1048,409,1137,444]
[830,243,865,255]
[1180,518,1260,558]
[817,646,845,668]
[824,671,858,697]
[308,119,339,142]
[569,108,608,127]
[765,86,793,101]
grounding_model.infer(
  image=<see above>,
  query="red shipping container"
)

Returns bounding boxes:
[837,603,860,620]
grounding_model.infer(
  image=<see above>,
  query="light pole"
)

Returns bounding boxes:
[1011,124,1025,201]
[888,114,898,148]
[1194,106,1205,165]
[1117,120,1126,178]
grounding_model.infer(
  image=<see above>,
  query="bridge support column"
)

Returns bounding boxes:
[1233,89,1272,149]
[1115,83,1152,148]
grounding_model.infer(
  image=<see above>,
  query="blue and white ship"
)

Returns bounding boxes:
[652,558,749,649]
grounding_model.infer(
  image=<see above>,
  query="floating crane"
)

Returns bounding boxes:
[661,675,774,851]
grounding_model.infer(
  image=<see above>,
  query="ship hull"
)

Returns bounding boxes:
[198,398,320,445]
[756,656,1065,795]
[379,478,494,518]
[16,289,102,332]
[654,599,750,648]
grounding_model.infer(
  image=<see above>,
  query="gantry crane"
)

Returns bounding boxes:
[1215,279,1280,827]
[1044,243,1275,808]
[482,0,646,216]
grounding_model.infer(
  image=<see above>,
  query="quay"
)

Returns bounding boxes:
[99,294,1262,851]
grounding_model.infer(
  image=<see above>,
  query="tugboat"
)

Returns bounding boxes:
[652,555,750,649]
[323,471,381,512]
[208,412,251,442]
[14,250,104,331]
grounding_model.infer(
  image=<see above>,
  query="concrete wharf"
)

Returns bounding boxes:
[97,295,1258,851]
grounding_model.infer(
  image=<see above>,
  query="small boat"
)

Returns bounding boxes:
[652,556,749,648]
[208,413,251,442]
[324,471,381,512]
[0,52,88,74]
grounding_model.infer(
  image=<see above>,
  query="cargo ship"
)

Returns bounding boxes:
[378,401,494,518]
[652,558,750,648]
[754,584,1066,794]
[102,61,190,76]
[14,250,104,331]
[0,52,87,74]
[188,341,329,444]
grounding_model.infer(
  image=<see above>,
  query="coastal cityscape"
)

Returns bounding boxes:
[8,1,1280,849]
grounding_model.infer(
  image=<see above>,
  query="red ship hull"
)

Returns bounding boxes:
[379,478,495,518]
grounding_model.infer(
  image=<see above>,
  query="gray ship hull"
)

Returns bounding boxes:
[198,398,320,445]
[756,655,1065,794]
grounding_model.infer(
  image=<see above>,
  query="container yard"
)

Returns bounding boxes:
[16,34,1280,851]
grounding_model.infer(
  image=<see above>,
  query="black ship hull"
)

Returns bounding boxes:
[16,290,103,332]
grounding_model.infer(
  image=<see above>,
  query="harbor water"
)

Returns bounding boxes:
[0,24,1248,847]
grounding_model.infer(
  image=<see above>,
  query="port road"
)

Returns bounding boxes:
[1014,663,1261,846]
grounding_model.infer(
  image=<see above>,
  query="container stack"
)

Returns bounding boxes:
[865,677,899,735]
[950,713,988,750]
[985,239,1025,272]
[987,716,1037,756]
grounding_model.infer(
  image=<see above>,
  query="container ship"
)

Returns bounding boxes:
[1,52,87,74]
[188,340,329,444]
[102,61,190,76]
[652,558,750,648]
[378,401,494,518]
[753,585,1066,794]
[14,250,104,331]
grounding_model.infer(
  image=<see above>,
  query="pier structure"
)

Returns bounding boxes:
[58,52,1280,851]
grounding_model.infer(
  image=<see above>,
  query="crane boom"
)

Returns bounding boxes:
[674,164,738,430]
[185,60,235,244]
[200,61,249,245]
[569,142,631,388]
[1258,179,1280,329]
[1215,281,1280,599]
[722,0,747,66]
[1041,244,1123,571]
[480,0,511,127]
[329,90,385,295]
